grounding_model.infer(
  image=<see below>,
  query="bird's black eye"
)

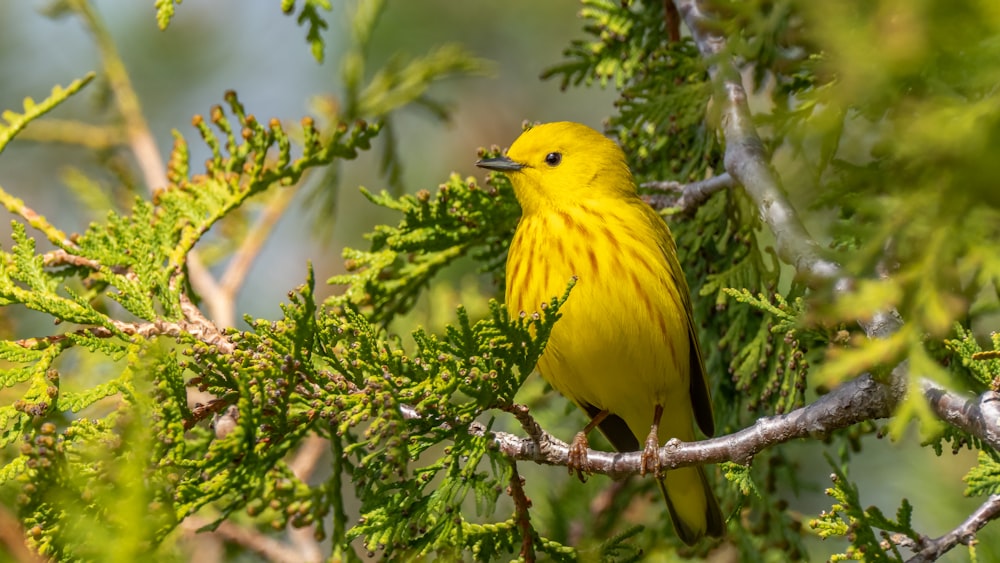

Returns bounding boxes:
[544,152,562,167]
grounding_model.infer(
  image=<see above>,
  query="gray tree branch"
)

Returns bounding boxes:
[478,370,898,478]
[905,494,1000,563]
[641,172,734,213]
[664,0,1000,558]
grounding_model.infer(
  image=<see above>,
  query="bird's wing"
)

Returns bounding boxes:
[646,202,716,438]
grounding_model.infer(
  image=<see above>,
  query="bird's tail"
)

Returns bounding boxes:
[658,465,724,545]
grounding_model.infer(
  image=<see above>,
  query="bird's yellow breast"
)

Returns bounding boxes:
[505,198,693,441]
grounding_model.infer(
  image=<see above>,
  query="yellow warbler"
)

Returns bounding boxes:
[477,122,723,544]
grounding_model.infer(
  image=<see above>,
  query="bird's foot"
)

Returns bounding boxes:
[568,431,591,482]
[640,426,662,478]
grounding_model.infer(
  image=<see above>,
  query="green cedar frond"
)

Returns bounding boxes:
[0,91,381,556]
[811,458,921,562]
[966,451,1000,497]
[328,170,520,324]
[353,44,494,119]
[276,0,333,63]
[0,73,94,155]
[598,525,645,563]
[298,1,333,63]
[541,0,663,90]
[330,285,566,559]
[721,461,759,498]
[945,324,1000,389]
[613,40,715,184]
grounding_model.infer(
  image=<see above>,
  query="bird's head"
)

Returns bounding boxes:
[476,122,635,215]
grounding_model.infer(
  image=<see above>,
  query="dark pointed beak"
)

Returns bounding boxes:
[476,155,524,172]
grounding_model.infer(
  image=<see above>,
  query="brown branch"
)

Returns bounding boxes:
[921,383,1000,449]
[14,291,232,355]
[0,506,45,563]
[288,434,328,483]
[177,291,234,353]
[13,119,124,150]
[175,185,301,329]
[109,305,232,353]
[42,249,100,270]
[69,0,166,194]
[182,517,309,563]
[219,186,298,303]
[663,0,682,42]
[286,434,328,563]
[508,462,536,563]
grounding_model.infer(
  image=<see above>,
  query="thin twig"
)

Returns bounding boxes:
[13,291,232,355]
[663,0,682,42]
[186,256,233,328]
[42,249,100,270]
[0,188,75,249]
[641,172,734,213]
[14,119,125,150]
[582,479,631,546]
[70,0,167,193]
[0,505,45,563]
[286,434,327,562]
[189,399,235,430]
[182,517,309,563]
[508,462,536,563]
[219,185,298,300]
[328,434,350,555]
[906,495,1000,563]
[498,402,547,445]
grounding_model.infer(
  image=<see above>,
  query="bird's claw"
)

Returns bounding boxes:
[641,427,662,478]
[568,431,591,482]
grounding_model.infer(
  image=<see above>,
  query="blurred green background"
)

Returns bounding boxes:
[0,1,994,560]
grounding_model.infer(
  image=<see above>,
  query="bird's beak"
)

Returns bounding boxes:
[476,155,524,172]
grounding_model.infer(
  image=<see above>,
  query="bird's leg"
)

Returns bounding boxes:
[568,409,610,482]
[640,404,664,478]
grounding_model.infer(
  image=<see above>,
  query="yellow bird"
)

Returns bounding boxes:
[477,122,724,544]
